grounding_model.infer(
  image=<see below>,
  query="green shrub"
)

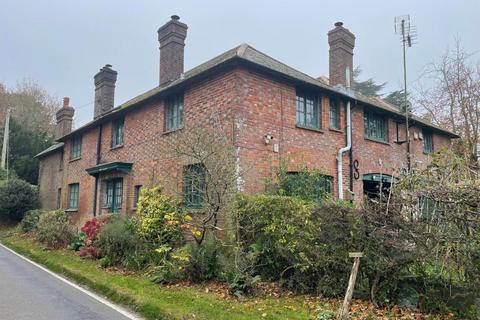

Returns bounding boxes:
[68,232,87,251]
[234,194,360,296]
[0,178,39,221]
[147,246,190,284]
[36,210,75,249]
[19,209,46,232]
[136,185,187,263]
[95,218,145,269]
[184,235,221,282]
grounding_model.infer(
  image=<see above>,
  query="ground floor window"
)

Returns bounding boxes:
[184,164,206,209]
[104,178,123,213]
[133,185,142,208]
[68,183,79,209]
[56,188,62,209]
[281,172,333,202]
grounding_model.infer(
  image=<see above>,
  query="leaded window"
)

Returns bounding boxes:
[165,94,183,131]
[364,111,388,142]
[329,98,340,129]
[184,164,206,208]
[423,130,433,154]
[104,178,123,213]
[112,118,124,147]
[133,185,142,208]
[296,91,320,129]
[71,136,82,159]
[68,183,79,209]
[281,172,333,203]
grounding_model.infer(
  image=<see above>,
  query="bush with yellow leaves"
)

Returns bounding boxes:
[136,185,189,263]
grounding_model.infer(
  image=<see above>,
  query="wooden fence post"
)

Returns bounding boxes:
[339,252,363,320]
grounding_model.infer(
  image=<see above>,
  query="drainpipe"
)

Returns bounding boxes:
[337,68,352,200]
[93,124,102,217]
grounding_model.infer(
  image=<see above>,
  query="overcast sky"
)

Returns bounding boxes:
[1,0,479,128]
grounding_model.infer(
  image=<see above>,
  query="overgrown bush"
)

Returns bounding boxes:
[36,210,75,249]
[95,217,145,269]
[234,194,360,295]
[0,178,39,221]
[184,235,221,282]
[136,185,188,263]
[19,209,46,232]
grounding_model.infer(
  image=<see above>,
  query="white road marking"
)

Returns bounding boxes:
[0,243,141,320]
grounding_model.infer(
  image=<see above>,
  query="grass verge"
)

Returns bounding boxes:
[0,227,323,320]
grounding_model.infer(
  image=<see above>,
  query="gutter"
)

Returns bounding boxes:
[336,68,352,200]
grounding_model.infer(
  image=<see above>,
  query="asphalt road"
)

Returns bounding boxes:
[0,244,137,320]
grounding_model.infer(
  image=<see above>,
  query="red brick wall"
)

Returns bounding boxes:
[232,68,452,200]
[38,150,63,210]
[41,66,453,224]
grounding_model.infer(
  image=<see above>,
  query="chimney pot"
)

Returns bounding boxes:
[63,97,70,107]
[334,22,343,27]
[157,15,188,86]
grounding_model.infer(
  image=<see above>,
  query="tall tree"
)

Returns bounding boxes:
[352,67,386,97]
[415,40,480,161]
[9,118,54,184]
[0,80,58,183]
[384,90,411,112]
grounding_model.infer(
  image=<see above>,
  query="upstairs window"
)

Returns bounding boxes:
[184,164,206,209]
[71,136,82,159]
[423,130,433,154]
[68,183,79,209]
[329,98,340,130]
[364,111,388,142]
[296,91,320,129]
[111,118,124,148]
[165,94,184,132]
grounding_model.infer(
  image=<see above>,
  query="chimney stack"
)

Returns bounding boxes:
[157,15,188,86]
[94,64,117,119]
[55,97,75,139]
[328,22,355,87]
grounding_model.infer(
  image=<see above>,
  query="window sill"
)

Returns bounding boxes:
[110,144,124,151]
[295,125,324,133]
[163,126,183,135]
[364,137,390,146]
[329,127,343,133]
[69,157,81,162]
[65,208,78,213]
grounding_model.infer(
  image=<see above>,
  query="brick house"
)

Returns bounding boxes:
[36,16,458,225]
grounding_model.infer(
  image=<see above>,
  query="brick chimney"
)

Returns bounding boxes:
[94,64,117,119]
[328,22,355,87]
[157,15,188,86]
[55,97,74,139]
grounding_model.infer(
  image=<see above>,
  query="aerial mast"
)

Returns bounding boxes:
[395,15,417,172]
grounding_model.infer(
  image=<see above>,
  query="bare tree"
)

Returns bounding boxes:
[158,112,240,245]
[415,40,480,161]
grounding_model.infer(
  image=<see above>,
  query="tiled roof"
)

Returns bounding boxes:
[56,43,459,141]
[34,142,64,158]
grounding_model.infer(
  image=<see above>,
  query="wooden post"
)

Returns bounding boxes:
[339,252,363,320]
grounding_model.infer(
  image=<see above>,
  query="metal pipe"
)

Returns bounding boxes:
[337,68,352,200]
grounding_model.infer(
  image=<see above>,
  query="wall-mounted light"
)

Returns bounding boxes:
[263,134,273,145]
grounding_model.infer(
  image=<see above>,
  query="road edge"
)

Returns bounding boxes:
[0,242,142,320]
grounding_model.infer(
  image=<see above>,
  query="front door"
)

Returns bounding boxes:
[106,178,123,213]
